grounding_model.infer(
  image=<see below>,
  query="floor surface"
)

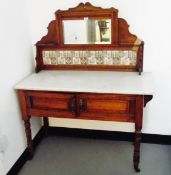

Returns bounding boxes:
[18,136,171,175]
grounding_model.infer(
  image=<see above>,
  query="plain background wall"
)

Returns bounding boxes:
[27,0,171,135]
[0,0,42,173]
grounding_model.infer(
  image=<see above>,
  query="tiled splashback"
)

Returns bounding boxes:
[42,50,137,66]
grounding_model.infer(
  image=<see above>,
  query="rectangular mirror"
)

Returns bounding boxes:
[63,19,111,44]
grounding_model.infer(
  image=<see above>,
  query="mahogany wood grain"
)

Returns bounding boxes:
[26,91,76,117]
[78,93,136,122]
[18,90,29,120]
[24,119,33,159]
[42,65,137,72]
[134,95,144,172]
[22,90,138,122]
[18,90,33,157]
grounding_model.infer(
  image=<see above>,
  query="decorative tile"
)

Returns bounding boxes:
[96,57,104,65]
[113,57,121,65]
[88,57,97,65]
[65,57,73,64]
[42,50,137,66]
[51,57,57,65]
[73,57,81,64]
[104,57,113,65]
[58,57,65,64]
[80,57,88,65]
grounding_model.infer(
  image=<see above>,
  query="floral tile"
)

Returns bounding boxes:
[42,50,137,66]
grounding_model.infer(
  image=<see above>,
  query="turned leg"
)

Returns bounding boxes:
[43,117,49,136]
[134,130,141,172]
[134,96,143,172]
[24,118,33,159]
[18,91,33,159]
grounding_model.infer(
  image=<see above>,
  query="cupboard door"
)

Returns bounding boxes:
[78,94,136,122]
[25,91,76,118]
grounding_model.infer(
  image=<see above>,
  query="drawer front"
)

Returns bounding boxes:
[78,94,136,122]
[25,91,75,118]
[24,91,136,122]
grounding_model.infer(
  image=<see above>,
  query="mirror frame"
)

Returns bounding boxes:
[55,3,118,46]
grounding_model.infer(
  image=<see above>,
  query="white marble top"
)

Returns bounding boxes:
[15,70,154,95]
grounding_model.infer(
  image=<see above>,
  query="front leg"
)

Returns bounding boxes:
[24,118,33,159]
[133,96,143,172]
[18,91,33,159]
[134,130,141,172]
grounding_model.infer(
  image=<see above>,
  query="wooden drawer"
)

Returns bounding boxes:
[25,91,75,118]
[23,91,136,122]
[78,94,136,122]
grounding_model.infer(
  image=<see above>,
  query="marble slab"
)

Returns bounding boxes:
[15,70,154,95]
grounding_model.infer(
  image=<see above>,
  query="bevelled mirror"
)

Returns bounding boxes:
[63,18,111,44]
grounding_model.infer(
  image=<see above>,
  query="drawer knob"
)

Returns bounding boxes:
[79,99,86,112]
[68,97,76,112]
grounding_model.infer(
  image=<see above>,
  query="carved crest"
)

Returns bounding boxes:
[56,2,118,13]
[64,2,103,11]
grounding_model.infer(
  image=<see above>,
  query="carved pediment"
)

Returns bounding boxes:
[56,2,118,13]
